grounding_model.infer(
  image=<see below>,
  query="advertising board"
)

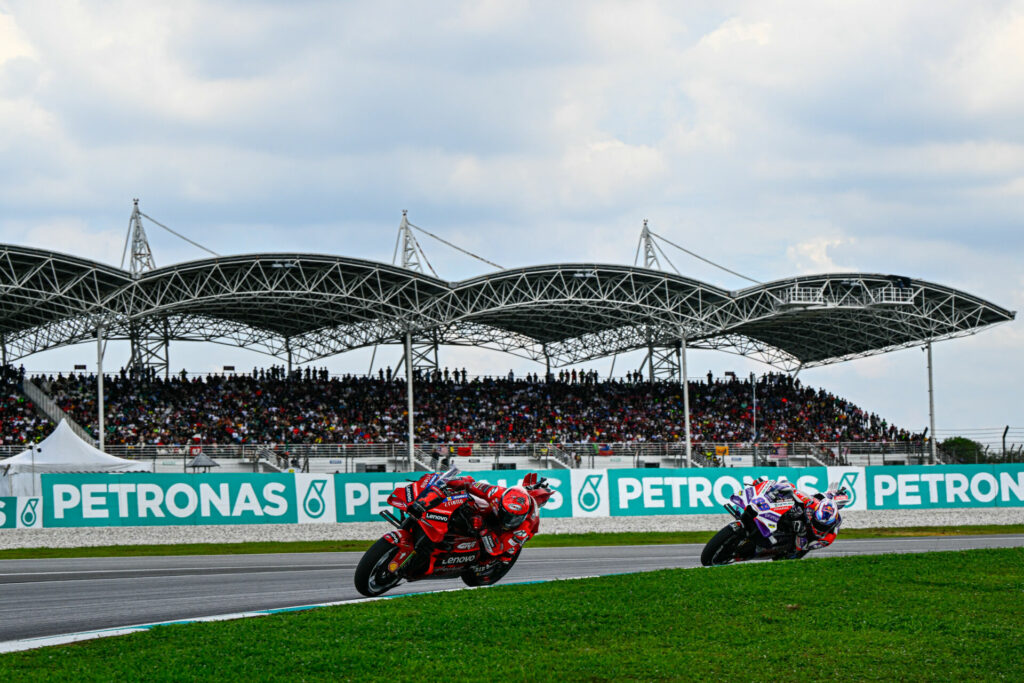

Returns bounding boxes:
[34,465,1024,527]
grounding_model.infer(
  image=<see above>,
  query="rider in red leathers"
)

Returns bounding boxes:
[406,472,551,563]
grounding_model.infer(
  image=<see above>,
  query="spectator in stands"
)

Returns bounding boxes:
[29,367,924,449]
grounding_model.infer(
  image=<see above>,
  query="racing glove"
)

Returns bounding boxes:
[507,529,530,549]
[791,517,806,537]
[446,476,475,490]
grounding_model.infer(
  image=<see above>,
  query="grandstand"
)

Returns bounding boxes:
[0,205,1015,471]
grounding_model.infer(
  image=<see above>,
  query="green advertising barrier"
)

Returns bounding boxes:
[39,470,571,527]
[0,496,42,529]
[0,496,14,529]
[34,465,1024,527]
[591,467,861,516]
[865,464,1024,509]
[42,474,299,527]
[333,470,572,522]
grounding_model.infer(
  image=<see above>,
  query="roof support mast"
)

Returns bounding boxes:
[636,220,683,382]
[126,199,169,380]
[926,341,937,464]
[393,210,440,378]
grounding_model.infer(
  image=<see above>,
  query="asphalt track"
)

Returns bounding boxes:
[1,534,1022,643]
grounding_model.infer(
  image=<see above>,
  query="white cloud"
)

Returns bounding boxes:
[5,217,124,265]
[785,235,857,274]
[699,18,772,52]
[0,11,35,63]
[944,7,1024,115]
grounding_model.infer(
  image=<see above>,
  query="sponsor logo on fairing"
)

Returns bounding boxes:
[455,541,477,550]
[425,512,449,522]
[440,554,477,565]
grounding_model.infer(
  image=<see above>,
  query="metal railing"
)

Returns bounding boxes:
[20,378,98,446]
[0,440,967,469]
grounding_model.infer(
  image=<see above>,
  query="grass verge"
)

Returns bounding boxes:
[1,548,1022,680]
[1,524,1022,560]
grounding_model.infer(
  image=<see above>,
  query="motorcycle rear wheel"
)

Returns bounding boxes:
[701,524,744,566]
[354,538,403,597]
[461,547,521,587]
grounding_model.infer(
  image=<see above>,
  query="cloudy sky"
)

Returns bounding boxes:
[0,1,1021,441]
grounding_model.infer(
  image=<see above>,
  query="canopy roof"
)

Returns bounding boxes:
[0,244,1014,371]
[0,420,150,474]
[186,452,220,469]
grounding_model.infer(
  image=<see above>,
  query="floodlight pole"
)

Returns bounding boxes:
[680,336,691,468]
[751,372,757,466]
[927,341,936,464]
[405,332,415,471]
[96,324,105,452]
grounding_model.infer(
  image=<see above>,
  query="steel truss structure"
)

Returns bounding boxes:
[124,200,170,377]
[393,211,440,375]
[0,244,1015,371]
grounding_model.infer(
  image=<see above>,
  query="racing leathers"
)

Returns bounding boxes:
[448,476,539,562]
[761,479,844,559]
[406,473,543,564]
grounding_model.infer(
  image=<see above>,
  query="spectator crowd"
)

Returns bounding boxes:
[6,365,926,447]
[0,365,49,445]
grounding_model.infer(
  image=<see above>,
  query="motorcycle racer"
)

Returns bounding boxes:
[758,478,847,559]
[406,471,552,562]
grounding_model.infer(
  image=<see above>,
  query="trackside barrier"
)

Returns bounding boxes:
[27,464,1024,528]
[0,496,43,528]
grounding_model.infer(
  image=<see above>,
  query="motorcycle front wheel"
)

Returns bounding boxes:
[701,524,744,566]
[354,538,403,597]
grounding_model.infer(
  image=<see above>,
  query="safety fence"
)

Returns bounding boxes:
[0,440,959,471]
[5,464,1021,529]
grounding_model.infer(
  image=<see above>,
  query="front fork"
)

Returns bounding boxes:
[381,517,433,576]
[722,504,758,560]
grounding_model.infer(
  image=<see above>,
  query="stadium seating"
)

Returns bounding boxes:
[21,368,923,451]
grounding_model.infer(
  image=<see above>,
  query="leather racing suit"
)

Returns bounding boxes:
[408,474,542,563]
[763,480,843,559]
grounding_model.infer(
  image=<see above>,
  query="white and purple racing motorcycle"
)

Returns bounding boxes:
[701,478,849,566]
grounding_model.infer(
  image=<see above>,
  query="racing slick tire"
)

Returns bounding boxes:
[461,547,521,587]
[354,538,403,597]
[701,523,744,566]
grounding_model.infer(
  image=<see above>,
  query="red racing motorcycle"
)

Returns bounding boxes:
[354,468,550,597]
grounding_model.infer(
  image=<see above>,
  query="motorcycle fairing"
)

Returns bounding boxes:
[382,528,416,573]
[730,484,795,538]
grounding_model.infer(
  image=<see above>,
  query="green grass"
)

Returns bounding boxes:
[1,548,1021,680]
[1,524,1022,560]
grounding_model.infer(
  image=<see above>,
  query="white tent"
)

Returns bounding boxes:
[0,420,152,496]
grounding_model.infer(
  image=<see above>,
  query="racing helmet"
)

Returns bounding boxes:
[809,498,839,534]
[498,487,532,530]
